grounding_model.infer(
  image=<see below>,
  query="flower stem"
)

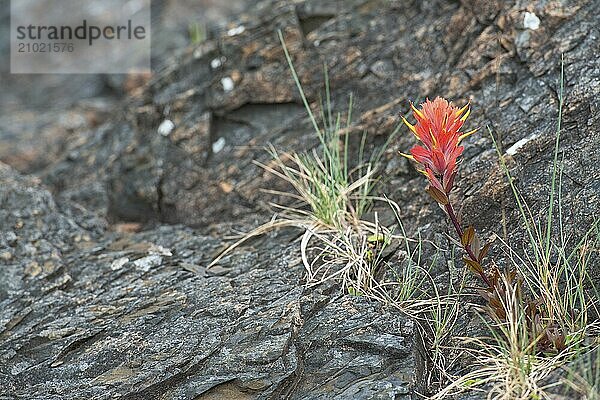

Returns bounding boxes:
[444,201,493,288]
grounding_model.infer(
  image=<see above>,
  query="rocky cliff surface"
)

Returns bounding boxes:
[1,0,598,398]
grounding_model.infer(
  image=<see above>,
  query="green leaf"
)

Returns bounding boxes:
[464,378,481,387]
[367,234,389,245]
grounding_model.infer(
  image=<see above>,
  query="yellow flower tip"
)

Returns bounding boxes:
[429,128,438,146]
[417,168,428,177]
[410,102,425,120]
[401,116,418,135]
[459,107,471,122]
[399,151,414,160]
[458,128,478,142]
[455,102,470,117]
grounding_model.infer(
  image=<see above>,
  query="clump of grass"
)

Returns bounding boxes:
[430,238,598,399]
[209,31,402,299]
[257,31,393,231]
[433,283,587,399]
[366,198,435,305]
[301,222,387,292]
[433,266,598,399]
[413,259,467,396]
[305,203,431,304]
[255,99,377,231]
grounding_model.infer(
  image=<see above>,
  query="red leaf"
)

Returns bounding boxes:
[463,256,483,275]
[426,185,449,205]
[478,242,491,263]
[461,226,475,247]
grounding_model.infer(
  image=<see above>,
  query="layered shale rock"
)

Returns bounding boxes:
[1,0,599,398]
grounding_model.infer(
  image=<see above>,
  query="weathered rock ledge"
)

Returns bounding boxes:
[1,0,599,398]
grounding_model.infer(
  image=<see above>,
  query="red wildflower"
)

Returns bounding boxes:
[401,97,476,197]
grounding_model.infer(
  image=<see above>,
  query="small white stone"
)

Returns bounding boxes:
[110,257,129,271]
[523,12,540,30]
[212,137,226,153]
[221,77,234,92]
[506,133,540,156]
[227,25,245,36]
[158,119,175,136]
[148,244,172,257]
[133,255,163,272]
[210,58,222,69]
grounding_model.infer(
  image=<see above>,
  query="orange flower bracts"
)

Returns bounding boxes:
[401,97,476,201]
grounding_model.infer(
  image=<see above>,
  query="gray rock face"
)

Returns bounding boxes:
[0,163,414,399]
[1,0,599,398]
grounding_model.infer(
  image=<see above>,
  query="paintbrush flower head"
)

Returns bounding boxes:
[401,97,476,196]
